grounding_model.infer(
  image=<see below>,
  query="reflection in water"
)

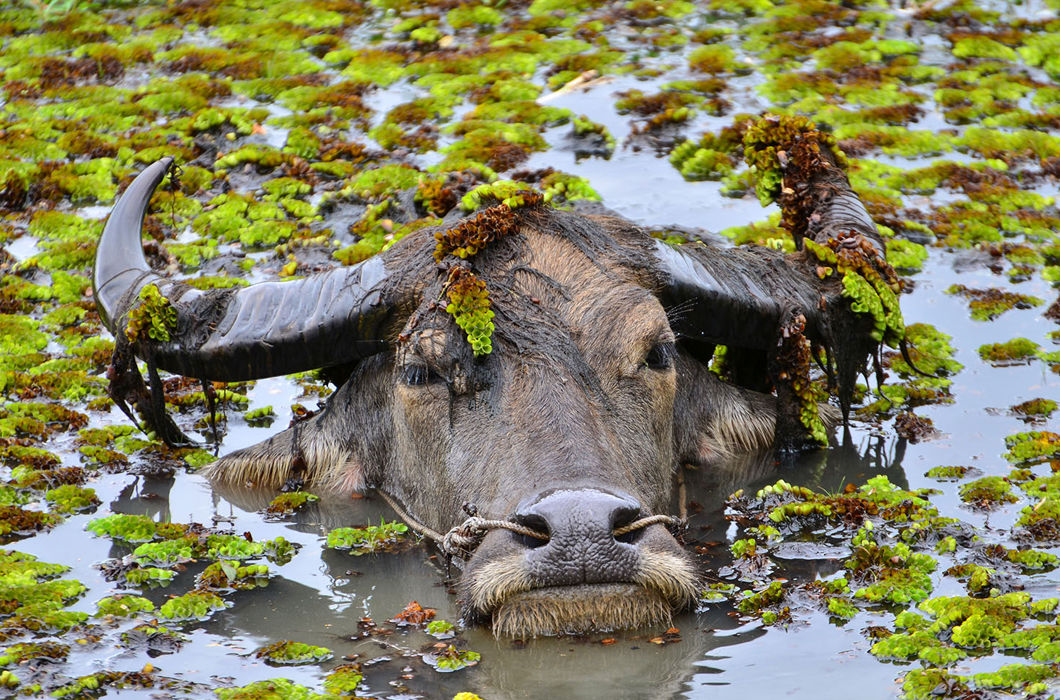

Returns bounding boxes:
[109,475,176,523]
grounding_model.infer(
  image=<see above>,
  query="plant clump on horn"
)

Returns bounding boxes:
[123,284,177,344]
[741,113,907,448]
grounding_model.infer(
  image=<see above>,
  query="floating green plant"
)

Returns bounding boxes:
[0,640,69,666]
[215,678,324,700]
[427,619,456,638]
[254,640,333,666]
[978,338,1039,366]
[846,525,936,605]
[426,645,481,672]
[736,580,786,615]
[326,519,408,553]
[45,485,99,514]
[1011,399,1057,421]
[958,476,1017,507]
[1006,432,1060,466]
[156,590,226,621]
[86,513,158,543]
[199,562,269,591]
[95,594,155,617]
[323,665,363,696]
[133,539,199,567]
[265,491,318,517]
[946,285,1043,321]
[925,466,972,481]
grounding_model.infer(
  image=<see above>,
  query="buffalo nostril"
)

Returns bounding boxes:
[611,506,643,545]
[511,513,550,549]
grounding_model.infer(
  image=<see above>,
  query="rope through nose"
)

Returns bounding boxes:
[375,490,684,560]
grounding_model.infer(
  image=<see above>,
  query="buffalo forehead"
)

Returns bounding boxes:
[516,232,664,334]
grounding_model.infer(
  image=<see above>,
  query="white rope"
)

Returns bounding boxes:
[375,490,684,560]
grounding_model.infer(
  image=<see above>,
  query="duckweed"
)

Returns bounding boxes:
[978,338,1039,366]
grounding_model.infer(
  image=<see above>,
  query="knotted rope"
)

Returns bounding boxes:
[375,490,684,560]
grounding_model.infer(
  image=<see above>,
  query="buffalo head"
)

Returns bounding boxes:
[94,155,882,636]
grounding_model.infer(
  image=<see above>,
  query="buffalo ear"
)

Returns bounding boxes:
[672,350,842,464]
[203,412,366,492]
[204,356,394,493]
[672,352,775,465]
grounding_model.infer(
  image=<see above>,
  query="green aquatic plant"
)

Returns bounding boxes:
[571,115,615,156]
[254,641,333,666]
[846,526,936,605]
[157,589,226,621]
[427,645,481,672]
[199,562,269,591]
[86,513,158,543]
[445,267,495,357]
[265,491,318,516]
[44,484,99,513]
[0,506,60,536]
[958,476,1017,507]
[326,519,409,553]
[215,678,325,700]
[946,285,1043,321]
[459,181,544,213]
[323,665,363,696]
[124,284,176,344]
[427,619,456,638]
[540,172,600,205]
[1011,399,1057,420]
[925,466,971,481]
[132,538,199,567]
[1006,432,1060,466]
[124,566,176,586]
[736,580,787,619]
[95,594,155,617]
[978,338,1039,366]
[0,640,69,666]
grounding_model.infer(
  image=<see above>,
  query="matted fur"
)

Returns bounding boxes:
[634,549,700,606]
[201,429,363,492]
[468,553,535,613]
[707,398,777,455]
[492,584,674,638]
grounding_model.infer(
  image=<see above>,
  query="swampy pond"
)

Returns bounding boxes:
[2,0,1060,698]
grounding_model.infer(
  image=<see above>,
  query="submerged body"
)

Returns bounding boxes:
[94,148,885,636]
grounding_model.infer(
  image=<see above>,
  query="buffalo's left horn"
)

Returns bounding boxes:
[94,157,400,382]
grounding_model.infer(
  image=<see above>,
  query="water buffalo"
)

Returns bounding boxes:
[93,145,887,637]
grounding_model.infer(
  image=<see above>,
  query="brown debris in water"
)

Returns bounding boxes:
[894,412,938,444]
[390,600,435,627]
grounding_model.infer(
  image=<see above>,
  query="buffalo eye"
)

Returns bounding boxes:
[643,341,677,370]
[402,364,443,386]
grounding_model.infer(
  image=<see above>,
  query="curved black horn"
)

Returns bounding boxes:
[94,158,398,382]
[653,146,882,351]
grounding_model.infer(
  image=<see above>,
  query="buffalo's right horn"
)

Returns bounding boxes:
[651,142,882,353]
[94,157,401,382]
